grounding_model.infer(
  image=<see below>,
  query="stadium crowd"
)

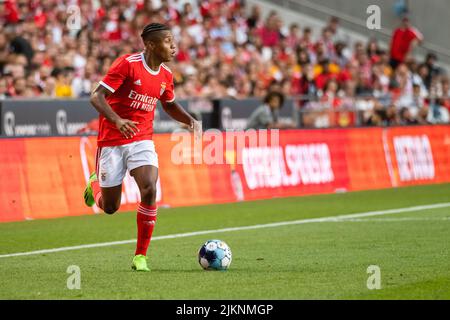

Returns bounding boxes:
[0,0,449,127]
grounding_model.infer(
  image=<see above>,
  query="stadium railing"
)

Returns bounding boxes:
[0,95,448,138]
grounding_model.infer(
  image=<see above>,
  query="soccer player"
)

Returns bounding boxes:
[83,23,200,271]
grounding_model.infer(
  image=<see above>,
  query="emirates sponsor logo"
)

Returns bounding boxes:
[128,90,158,112]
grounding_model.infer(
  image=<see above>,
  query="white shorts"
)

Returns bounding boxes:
[95,140,158,188]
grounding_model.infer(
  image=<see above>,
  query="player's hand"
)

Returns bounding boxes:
[115,118,139,139]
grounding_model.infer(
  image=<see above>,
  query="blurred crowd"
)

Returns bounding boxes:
[0,0,449,127]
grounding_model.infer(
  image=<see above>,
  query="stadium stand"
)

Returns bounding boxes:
[0,0,449,127]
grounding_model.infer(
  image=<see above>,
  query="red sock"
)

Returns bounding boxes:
[91,180,103,209]
[135,203,157,256]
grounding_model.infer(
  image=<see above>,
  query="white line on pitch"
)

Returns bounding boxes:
[325,217,450,222]
[0,202,449,259]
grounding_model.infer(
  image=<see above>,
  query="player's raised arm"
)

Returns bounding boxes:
[90,84,139,139]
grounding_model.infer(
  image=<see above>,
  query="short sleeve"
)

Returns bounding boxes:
[161,75,175,103]
[99,56,129,93]
[408,27,423,42]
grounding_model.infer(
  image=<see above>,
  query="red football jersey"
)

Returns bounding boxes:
[390,27,423,62]
[97,52,175,147]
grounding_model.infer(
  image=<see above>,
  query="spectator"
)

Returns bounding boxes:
[334,42,350,69]
[366,105,387,127]
[292,63,317,106]
[54,68,74,98]
[417,106,431,125]
[367,38,382,63]
[426,101,450,124]
[413,62,429,96]
[386,104,400,126]
[409,83,428,117]
[399,107,419,125]
[372,62,390,99]
[72,63,94,98]
[389,17,423,69]
[392,63,414,108]
[286,23,300,50]
[200,74,227,99]
[247,4,262,31]
[440,78,450,112]
[423,53,442,89]
[315,59,338,90]
[321,79,341,109]
[41,76,56,98]
[326,16,347,43]
[9,32,34,64]
[0,78,10,99]
[256,11,281,48]
[0,0,447,127]
[318,27,335,60]
[246,91,294,129]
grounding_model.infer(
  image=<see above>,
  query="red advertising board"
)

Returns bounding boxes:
[1,126,449,222]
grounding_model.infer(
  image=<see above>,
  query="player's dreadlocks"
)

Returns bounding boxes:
[141,23,170,42]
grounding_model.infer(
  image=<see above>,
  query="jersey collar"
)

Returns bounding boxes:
[140,52,161,75]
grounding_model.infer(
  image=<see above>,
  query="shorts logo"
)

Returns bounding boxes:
[101,172,107,181]
[160,82,166,96]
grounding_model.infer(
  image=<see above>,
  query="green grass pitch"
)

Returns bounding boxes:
[0,184,449,299]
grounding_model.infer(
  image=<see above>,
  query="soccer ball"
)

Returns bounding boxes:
[198,239,232,271]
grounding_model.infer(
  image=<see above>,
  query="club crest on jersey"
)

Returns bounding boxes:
[160,82,166,96]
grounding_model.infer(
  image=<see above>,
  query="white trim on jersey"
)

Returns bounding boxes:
[126,53,141,61]
[161,63,172,74]
[127,57,142,63]
[99,81,115,93]
[140,52,161,75]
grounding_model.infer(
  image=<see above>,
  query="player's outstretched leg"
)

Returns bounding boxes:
[83,171,122,214]
[84,172,101,208]
[130,165,158,272]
